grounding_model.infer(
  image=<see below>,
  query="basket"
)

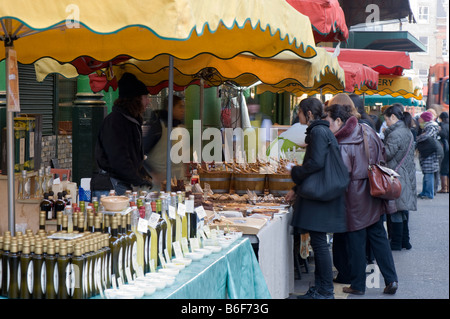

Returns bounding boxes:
[232,173,266,195]
[268,174,295,196]
[199,171,232,194]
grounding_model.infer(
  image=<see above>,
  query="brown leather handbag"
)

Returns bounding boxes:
[362,125,406,200]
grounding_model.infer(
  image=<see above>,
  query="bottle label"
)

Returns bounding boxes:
[131,242,138,273]
[27,261,34,294]
[118,247,124,280]
[41,262,47,295]
[17,263,21,291]
[66,263,75,296]
[53,263,58,294]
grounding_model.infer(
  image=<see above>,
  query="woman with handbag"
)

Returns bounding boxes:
[286,97,348,299]
[324,103,399,296]
[382,104,417,250]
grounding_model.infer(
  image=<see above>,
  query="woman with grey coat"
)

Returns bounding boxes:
[383,104,417,250]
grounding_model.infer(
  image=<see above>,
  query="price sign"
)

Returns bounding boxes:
[148,213,160,229]
[168,205,176,219]
[190,237,200,250]
[137,217,148,233]
[195,206,207,219]
[185,199,194,213]
[177,203,186,217]
[172,241,184,259]
[181,237,190,254]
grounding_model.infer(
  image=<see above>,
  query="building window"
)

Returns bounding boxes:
[418,6,429,24]
[443,39,448,58]
[419,36,429,55]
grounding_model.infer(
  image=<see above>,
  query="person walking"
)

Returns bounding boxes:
[91,73,152,197]
[143,95,186,191]
[416,111,442,199]
[382,104,417,250]
[286,97,347,299]
[324,103,398,296]
[437,112,449,193]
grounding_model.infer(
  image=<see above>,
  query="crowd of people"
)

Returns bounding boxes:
[286,94,449,299]
[89,74,448,299]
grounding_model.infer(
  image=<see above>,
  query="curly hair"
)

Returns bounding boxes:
[114,96,144,119]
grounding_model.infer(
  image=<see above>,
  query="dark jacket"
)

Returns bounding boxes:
[383,120,417,212]
[291,120,347,234]
[334,117,391,232]
[93,105,149,188]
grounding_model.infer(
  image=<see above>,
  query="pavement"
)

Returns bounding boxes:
[288,168,449,300]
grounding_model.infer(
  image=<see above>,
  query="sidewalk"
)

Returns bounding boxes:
[289,170,450,299]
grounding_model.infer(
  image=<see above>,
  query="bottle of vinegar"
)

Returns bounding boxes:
[7,239,21,299]
[45,240,58,299]
[57,241,71,299]
[19,240,33,299]
[32,240,46,299]
[71,242,84,299]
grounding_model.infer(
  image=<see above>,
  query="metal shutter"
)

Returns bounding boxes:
[18,63,57,135]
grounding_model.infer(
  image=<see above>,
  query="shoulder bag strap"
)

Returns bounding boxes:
[394,136,414,172]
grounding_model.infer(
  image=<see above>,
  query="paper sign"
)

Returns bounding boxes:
[137,217,148,233]
[168,205,176,219]
[195,206,207,219]
[111,274,117,289]
[6,47,20,112]
[203,225,211,238]
[164,248,171,263]
[189,237,200,250]
[159,253,167,268]
[198,228,207,240]
[150,259,156,273]
[181,238,190,254]
[185,200,194,213]
[172,241,184,259]
[177,203,186,217]
[148,213,160,229]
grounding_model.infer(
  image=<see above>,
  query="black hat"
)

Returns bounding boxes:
[439,112,448,120]
[118,73,148,98]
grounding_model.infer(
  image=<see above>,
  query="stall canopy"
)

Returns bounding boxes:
[34,48,345,93]
[354,74,423,100]
[286,0,349,43]
[325,47,411,75]
[0,0,321,233]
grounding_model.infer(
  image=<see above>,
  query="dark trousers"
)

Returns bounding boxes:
[332,232,351,283]
[347,218,398,292]
[309,231,334,296]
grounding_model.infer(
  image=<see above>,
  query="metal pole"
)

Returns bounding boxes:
[165,56,174,192]
[5,45,16,235]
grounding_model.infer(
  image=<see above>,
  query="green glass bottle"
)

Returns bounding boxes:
[1,236,10,297]
[121,214,130,283]
[127,213,137,279]
[102,233,112,290]
[32,240,46,299]
[156,199,167,267]
[72,242,84,299]
[109,216,122,288]
[19,239,33,299]
[45,240,58,299]
[7,239,20,299]
[57,241,71,299]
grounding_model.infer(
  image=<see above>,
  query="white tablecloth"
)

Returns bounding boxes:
[245,209,294,299]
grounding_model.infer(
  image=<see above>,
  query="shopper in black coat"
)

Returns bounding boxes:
[92,73,152,197]
[286,97,346,299]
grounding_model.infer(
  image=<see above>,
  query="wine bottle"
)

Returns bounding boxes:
[1,236,10,297]
[57,241,71,299]
[155,199,167,267]
[19,239,33,299]
[7,239,21,299]
[71,242,84,299]
[40,193,53,221]
[120,214,130,283]
[45,240,58,299]
[127,212,138,279]
[109,216,123,288]
[102,233,112,290]
[32,240,46,299]
[54,192,66,221]
[186,195,198,239]
[161,195,173,258]
[39,211,46,232]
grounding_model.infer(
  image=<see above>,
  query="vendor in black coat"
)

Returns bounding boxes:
[91,73,152,197]
[286,97,347,299]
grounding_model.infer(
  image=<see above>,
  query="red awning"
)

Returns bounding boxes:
[325,48,411,75]
[340,61,378,92]
[286,0,349,43]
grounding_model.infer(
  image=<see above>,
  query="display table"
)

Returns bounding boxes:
[96,237,271,299]
[245,209,294,299]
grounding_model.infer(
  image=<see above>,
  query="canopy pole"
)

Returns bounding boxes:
[5,44,16,236]
[166,55,174,192]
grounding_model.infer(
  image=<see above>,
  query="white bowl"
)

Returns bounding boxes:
[204,245,222,253]
[218,240,231,248]
[145,278,167,290]
[172,257,192,266]
[194,248,212,256]
[115,290,137,299]
[100,196,129,211]
[158,268,180,276]
[104,288,120,299]
[157,275,176,286]
[121,285,144,299]
[184,252,203,260]
[165,262,185,270]
[134,281,157,296]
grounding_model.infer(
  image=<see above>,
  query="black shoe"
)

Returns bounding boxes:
[333,277,350,284]
[297,287,334,299]
[383,282,398,294]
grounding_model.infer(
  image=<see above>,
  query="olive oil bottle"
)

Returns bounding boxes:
[102,233,111,290]
[32,240,46,299]
[121,214,131,283]
[71,242,84,299]
[155,200,167,267]
[161,196,173,257]
[109,216,122,287]
[57,241,71,299]
[7,239,20,299]
[1,236,10,297]
[19,240,33,299]
[127,212,138,279]
[45,240,58,299]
